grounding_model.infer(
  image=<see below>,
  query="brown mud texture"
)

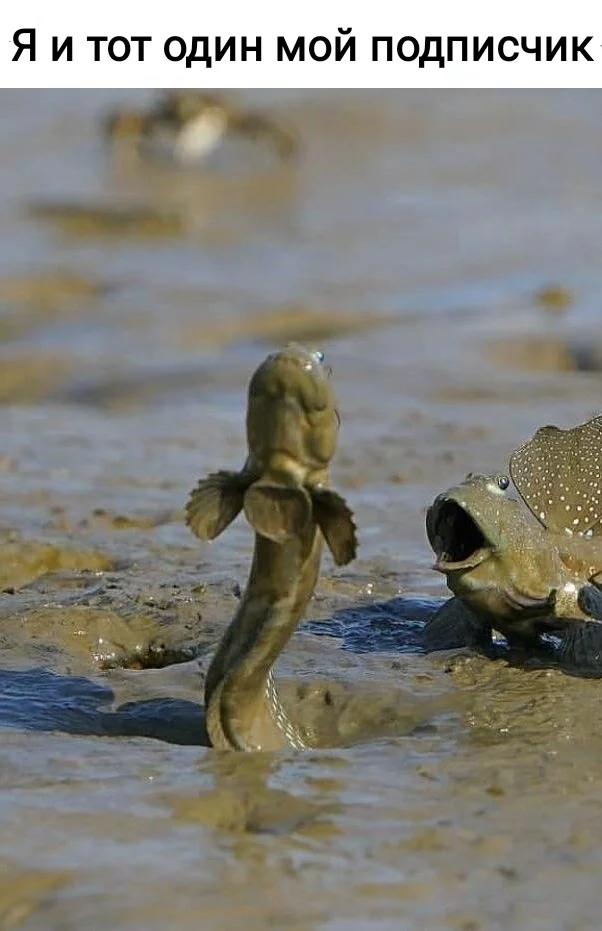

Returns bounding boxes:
[2,90,602,930]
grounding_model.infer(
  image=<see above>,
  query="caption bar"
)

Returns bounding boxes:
[9,29,596,69]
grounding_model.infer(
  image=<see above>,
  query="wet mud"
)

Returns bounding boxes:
[2,89,602,929]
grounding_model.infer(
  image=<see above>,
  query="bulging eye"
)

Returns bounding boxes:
[312,350,325,364]
[497,474,510,491]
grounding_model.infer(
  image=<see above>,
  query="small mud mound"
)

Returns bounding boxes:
[484,334,602,374]
[0,536,115,592]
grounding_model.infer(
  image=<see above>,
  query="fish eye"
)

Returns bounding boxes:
[311,350,325,364]
[497,474,510,491]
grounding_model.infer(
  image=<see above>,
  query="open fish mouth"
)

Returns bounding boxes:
[426,498,491,571]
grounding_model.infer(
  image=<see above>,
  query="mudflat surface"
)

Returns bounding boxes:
[2,89,602,930]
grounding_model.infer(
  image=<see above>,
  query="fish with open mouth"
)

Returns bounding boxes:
[186,343,357,750]
[424,467,602,664]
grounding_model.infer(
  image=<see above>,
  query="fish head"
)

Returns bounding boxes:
[244,344,355,560]
[246,343,339,480]
[427,472,520,572]
[426,472,557,620]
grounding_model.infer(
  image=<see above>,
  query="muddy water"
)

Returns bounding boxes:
[2,89,602,929]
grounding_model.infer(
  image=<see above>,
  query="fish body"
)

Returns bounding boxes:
[186,344,356,751]
[425,471,602,652]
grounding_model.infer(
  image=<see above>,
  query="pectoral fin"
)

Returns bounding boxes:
[556,619,602,670]
[243,482,312,543]
[312,487,358,566]
[186,470,249,541]
[423,597,492,652]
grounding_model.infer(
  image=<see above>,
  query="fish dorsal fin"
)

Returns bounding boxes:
[311,487,358,566]
[509,416,602,536]
[243,481,312,543]
[186,470,250,541]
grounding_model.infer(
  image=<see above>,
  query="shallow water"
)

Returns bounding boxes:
[3,89,602,929]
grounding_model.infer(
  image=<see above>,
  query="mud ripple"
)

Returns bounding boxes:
[26,201,186,238]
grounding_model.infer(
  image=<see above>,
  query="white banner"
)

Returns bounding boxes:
[2,0,601,88]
